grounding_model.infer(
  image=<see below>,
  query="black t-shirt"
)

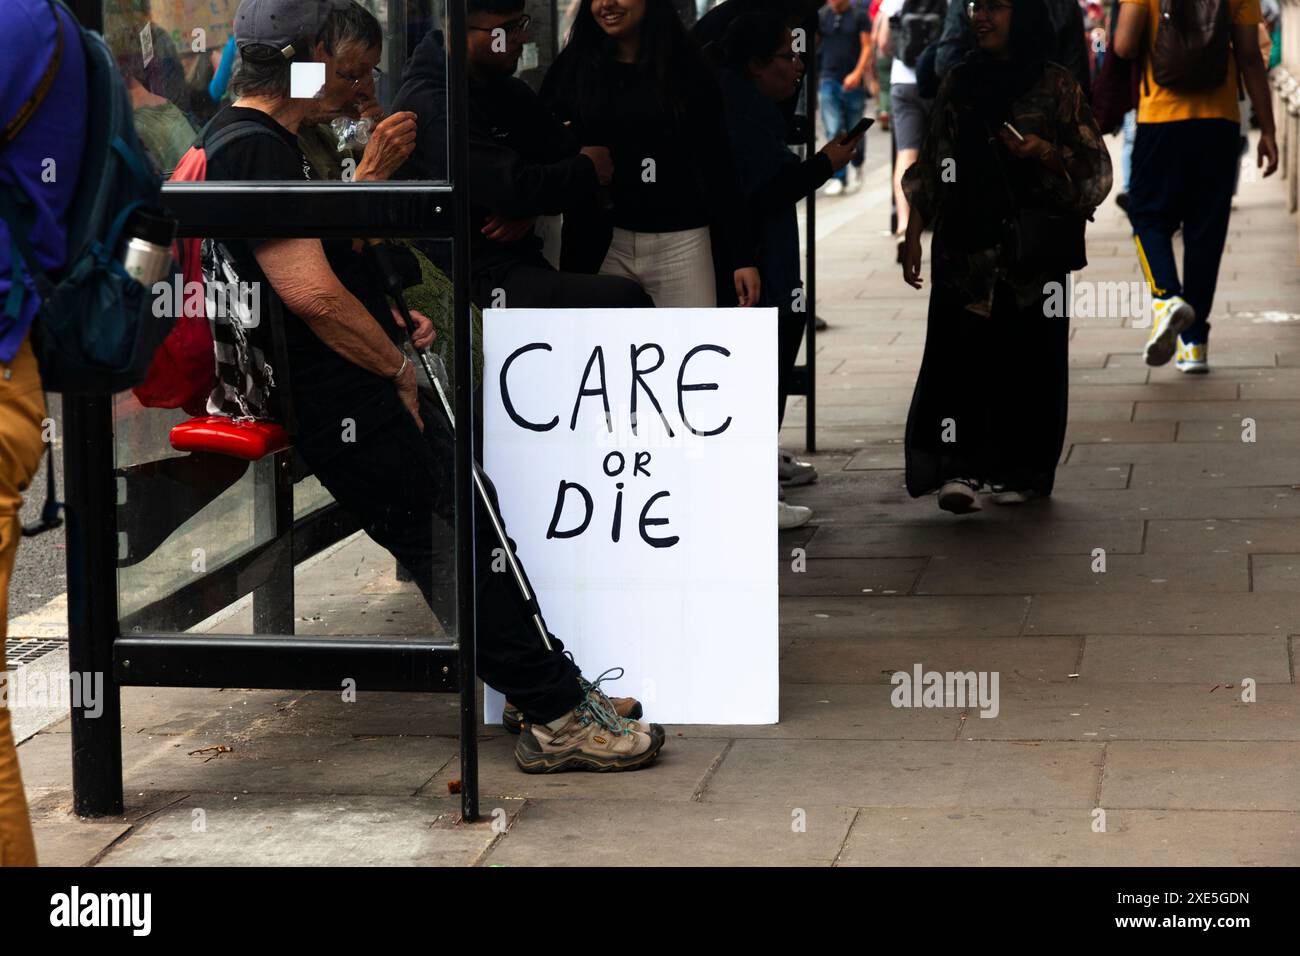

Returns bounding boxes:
[201,106,405,460]
[818,6,871,80]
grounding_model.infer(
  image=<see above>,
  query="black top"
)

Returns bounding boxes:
[202,106,405,459]
[818,6,871,81]
[392,29,598,280]
[540,49,754,273]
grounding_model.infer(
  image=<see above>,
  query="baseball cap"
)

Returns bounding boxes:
[234,0,350,61]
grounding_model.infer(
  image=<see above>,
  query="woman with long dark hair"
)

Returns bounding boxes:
[899,0,1111,514]
[541,0,760,308]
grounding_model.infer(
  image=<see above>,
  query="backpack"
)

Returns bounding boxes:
[133,119,281,418]
[0,0,176,395]
[893,0,947,69]
[1149,0,1232,93]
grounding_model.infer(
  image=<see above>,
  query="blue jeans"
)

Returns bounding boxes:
[819,78,867,182]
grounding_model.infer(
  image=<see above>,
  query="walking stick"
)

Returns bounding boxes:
[367,241,554,653]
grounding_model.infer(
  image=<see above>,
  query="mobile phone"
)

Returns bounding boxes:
[841,116,875,141]
[1002,121,1026,143]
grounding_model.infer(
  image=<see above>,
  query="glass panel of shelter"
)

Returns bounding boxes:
[105,0,458,644]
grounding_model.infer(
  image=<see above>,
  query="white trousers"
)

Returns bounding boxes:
[598,226,717,308]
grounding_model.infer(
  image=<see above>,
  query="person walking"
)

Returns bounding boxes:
[1112,0,1278,373]
[899,0,1112,514]
[818,0,873,196]
[1,0,88,867]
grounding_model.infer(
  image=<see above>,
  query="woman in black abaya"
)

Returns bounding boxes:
[899,0,1111,514]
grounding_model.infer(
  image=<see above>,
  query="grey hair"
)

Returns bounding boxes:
[229,50,293,98]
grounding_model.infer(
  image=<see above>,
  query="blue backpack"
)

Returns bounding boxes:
[0,0,176,394]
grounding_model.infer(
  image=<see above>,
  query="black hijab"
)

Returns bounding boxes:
[944,0,1055,246]
[950,0,1053,122]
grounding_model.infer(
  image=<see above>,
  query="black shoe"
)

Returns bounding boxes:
[815,315,828,332]
[1115,191,1128,212]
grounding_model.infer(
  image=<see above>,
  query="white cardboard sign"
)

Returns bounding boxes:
[483,308,779,725]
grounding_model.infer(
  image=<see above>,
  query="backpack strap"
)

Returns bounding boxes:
[0,0,64,150]
[201,118,292,162]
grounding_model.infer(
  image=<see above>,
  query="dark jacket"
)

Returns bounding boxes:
[392,30,599,274]
[932,0,1091,97]
[717,65,833,312]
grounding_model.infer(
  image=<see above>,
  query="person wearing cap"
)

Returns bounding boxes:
[204,0,665,773]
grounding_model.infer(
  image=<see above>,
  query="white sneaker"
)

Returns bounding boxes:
[823,177,844,196]
[1174,336,1209,374]
[844,164,862,195]
[989,486,1039,505]
[778,500,813,530]
[1144,295,1196,367]
[937,479,982,515]
[778,449,818,487]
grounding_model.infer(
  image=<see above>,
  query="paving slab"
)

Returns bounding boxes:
[1249,553,1300,592]
[780,634,1082,685]
[1078,634,1291,683]
[958,682,1300,741]
[835,808,1300,866]
[1177,418,1300,442]
[1025,592,1298,635]
[778,557,925,596]
[483,799,858,866]
[1135,399,1300,421]
[781,595,1031,639]
[1146,517,1300,553]
[702,739,1103,809]
[669,682,962,740]
[1101,741,1300,810]
[95,794,514,866]
[805,519,1144,557]
[31,819,132,867]
[916,551,1247,595]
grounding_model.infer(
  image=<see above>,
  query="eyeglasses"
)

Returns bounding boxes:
[469,14,532,37]
[965,0,1012,15]
[337,66,383,88]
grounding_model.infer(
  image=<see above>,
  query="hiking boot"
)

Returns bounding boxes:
[1174,336,1209,374]
[514,684,665,773]
[938,478,982,514]
[1144,295,1196,367]
[502,693,643,734]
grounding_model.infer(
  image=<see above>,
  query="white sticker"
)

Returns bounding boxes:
[139,23,154,68]
[290,61,326,99]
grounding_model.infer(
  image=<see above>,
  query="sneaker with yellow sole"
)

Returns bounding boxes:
[1144,295,1196,367]
[514,684,665,773]
[1174,337,1209,374]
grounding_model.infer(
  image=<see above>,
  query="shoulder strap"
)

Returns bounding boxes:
[1,0,65,150]
[202,117,293,161]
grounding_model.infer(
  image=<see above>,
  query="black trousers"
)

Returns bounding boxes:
[299,393,584,724]
[1128,118,1239,345]
[472,252,653,310]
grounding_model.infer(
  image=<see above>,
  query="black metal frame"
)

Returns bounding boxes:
[62,0,480,821]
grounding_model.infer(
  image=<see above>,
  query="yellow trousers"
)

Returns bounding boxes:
[0,334,46,866]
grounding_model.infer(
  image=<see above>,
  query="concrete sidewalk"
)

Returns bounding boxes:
[16,132,1300,866]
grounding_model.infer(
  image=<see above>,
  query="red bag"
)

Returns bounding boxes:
[1091,35,1142,135]
[133,119,281,413]
[131,144,216,414]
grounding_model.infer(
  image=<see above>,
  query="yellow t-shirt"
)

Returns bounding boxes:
[1120,0,1261,124]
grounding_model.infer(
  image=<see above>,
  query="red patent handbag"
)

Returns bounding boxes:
[169,416,289,461]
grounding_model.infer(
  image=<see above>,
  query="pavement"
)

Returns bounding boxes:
[12,128,1300,866]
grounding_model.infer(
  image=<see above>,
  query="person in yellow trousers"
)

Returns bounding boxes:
[1,0,90,866]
